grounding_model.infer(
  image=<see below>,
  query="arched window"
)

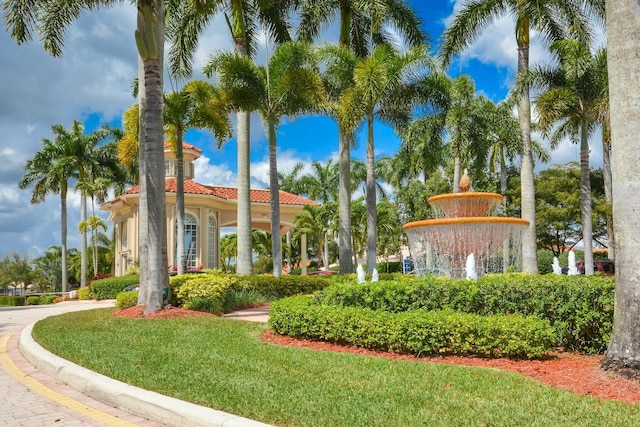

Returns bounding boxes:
[207,216,217,268]
[175,214,198,268]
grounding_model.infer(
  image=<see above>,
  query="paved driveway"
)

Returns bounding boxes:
[0,300,165,426]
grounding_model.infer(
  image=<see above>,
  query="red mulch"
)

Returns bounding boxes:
[112,306,640,405]
[261,331,640,405]
[112,305,214,318]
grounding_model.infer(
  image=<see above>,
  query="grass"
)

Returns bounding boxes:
[33,308,640,427]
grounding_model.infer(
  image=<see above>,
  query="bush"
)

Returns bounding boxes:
[26,296,41,305]
[77,286,93,301]
[115,291,139,309]
[270,296,557,359]
[376,261,402,273]
[40,295,57,304]
[223,288,270,312]
[92,275,140,300]
[0,296,26,306]
[314,274,614,354]
[184,297,223,315]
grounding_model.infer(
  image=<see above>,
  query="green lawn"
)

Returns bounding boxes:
[33,308,640,427]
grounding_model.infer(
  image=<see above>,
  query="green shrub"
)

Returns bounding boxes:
[0,296,26,306]
[314,274,614,354]
[270,296,557,359]
[40,295,57,304]
[115,291,139,309]
[26,296,41,305]
[376,261,402,273]
[77,286,93,300]
[92,276,140,300]
[184,297,223,315]
[223,288,270,312]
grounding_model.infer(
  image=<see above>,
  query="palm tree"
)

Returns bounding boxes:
[164,80,232,275]
[298,0,427,275]
[527,39,605,276]
[441,0,604,274]
[601,0,640,377]
[18,124,81,293]
[168,0,294,276]
[204,41,325,277]
[340,43,434,273]
[4,0,169,312]
[78,215,108,277]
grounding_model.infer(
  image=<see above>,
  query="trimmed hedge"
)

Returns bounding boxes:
[0,296,25,306]
[269,296,557,359]
[313,274,614,354]
[116,291,139,309]
[92,275,141,300]
[169,272,332,313]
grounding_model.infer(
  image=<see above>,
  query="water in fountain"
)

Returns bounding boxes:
[403,175,530,278]
[552,257,562,275]
[567,251,579,276]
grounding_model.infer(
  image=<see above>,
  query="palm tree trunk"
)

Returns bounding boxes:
[517,41,538,274]
[268,117,282,278]
[236,110,253,275]
[602,0,640,376]
[323,233,329,270]
[338,129,354,274]
[365,113,377,274]
[91,197,99,276]
[60,187,68,294]
[176,129,186,275]
[286,230,292,273]
[501,157,510,273]
[453,156,461,193]
[580,118,594,275]
[81,195,88,287]
[137,0,168,314]
[602,125,615,260]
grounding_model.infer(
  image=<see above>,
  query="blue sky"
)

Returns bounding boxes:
[0,1,605,258]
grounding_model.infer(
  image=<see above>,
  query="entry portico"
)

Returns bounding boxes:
[101,142,317,275]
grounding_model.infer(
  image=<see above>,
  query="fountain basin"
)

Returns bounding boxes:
[428,192,503,218]
[403,217,530,272]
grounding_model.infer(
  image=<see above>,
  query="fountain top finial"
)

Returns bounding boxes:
[459,173,471,192]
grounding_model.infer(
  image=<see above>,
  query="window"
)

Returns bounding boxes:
[207,216,216,268]
[175,214,198,268]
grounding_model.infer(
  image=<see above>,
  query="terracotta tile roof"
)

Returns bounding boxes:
[163,141,203,153]
[116,178,318,206]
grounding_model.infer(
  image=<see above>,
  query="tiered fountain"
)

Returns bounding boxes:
[403,175,530,278]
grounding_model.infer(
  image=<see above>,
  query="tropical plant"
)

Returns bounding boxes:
[339,44,435,273]
[526,39,606,275]
[204,41,325,277]
[168,0,294,276]
[441,0,605,274]
[78,215,108,277]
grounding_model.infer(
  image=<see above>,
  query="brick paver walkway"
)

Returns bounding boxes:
[0,301,165,427]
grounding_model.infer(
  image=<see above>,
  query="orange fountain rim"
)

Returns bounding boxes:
[403,217,530,231]
[428,192,503,203]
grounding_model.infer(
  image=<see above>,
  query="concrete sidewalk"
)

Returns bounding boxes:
[0,301,272,427]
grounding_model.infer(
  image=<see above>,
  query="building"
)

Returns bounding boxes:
[101,142,318,276]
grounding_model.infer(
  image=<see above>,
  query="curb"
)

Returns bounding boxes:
[19,323,273,427]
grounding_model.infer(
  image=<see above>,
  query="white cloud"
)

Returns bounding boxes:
[194,155,237,187]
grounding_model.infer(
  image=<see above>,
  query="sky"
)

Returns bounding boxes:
[0,1,606,259]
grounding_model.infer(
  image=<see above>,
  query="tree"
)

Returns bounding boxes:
[204,41,324,277]
[4,0,170,313]
[341,43,434,273]
[164,80,232,275]
[168,0,293,276]
[18,124,79,293]
[442,0,604,274]
[0,252,32,295]
[528,39,606,275]
[601,1,640,377]
[78,215,108,277]
[32,246,63,291]
[298,0,427,275]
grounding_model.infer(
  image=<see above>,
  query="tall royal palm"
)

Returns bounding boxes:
[441,0,604,274]
[297,0,427,274]
[168,0,293,275]
[204,41,324,277]
[341,44,434,273]
[527,39,606,276]
[602,0,640,377]
[5,0,169,312]
[18,125,81,293]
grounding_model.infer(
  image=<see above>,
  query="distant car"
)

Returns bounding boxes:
[562,259,615,276]
[124,284,139,291]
